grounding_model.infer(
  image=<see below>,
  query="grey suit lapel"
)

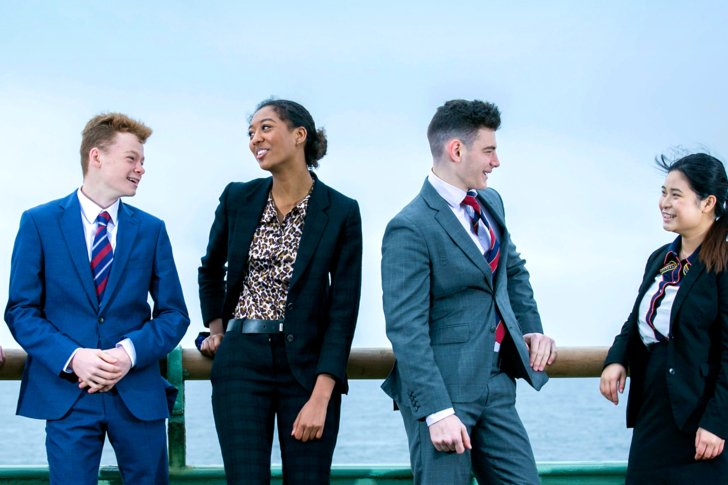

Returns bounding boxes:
[101,201,138,310]
[59,193,98,310]
[420,180,493,286]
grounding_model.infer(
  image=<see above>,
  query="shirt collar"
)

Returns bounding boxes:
[427,170,468,209]
[76,188,120,225]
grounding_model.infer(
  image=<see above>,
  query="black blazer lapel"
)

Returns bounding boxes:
[227,180,272,291]
[59,193,98,310]
[289,180,330,290]
[102,201,138,311]
[670,257,707,329]
[635,247,670,306]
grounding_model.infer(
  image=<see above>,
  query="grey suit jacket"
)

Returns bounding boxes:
[381,179,548,420]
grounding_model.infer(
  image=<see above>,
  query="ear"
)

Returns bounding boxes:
[702,194,718,213]
[88,147,102,169]
[294,126,307,146]
[445,139,463,163]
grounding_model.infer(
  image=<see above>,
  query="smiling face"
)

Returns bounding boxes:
[83,132,145,207]
[451,128,500,190]
[247,106,306,173]
[660,170,715,239]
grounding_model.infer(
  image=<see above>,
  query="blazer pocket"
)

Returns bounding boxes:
[430,323,469,345]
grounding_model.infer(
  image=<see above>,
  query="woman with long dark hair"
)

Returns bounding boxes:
[600,152,728,482]
[198,99,362,484]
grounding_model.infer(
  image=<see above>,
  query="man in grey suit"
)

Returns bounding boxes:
[381,99,557,484]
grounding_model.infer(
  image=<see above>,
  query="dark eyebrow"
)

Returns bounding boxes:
[248,117,276,129]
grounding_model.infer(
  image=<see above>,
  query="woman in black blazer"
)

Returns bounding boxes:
[600,153,728,483]
[198,99,362,484]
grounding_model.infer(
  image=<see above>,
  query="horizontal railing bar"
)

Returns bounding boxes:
[1,347,609,381]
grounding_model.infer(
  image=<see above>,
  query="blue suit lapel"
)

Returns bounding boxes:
[290,179,329,289]
[101,200,138,310]
[59,193,98,310]
[420,180,493,287]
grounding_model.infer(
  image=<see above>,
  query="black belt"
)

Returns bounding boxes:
[227,318,284,334]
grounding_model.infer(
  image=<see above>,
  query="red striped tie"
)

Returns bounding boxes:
[462,192,506,351]
[91,211,113,302]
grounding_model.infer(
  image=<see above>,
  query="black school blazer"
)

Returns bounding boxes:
[604,243,728,439]
[198,175,363,393]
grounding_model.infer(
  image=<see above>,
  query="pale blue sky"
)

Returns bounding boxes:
[1,2,727,349]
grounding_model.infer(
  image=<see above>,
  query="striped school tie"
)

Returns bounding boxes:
[462,191,506,351]
[91,211,113,302]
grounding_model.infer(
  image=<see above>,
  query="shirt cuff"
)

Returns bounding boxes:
[426,408,455,426]
[63,348,80,373]
[116,338,136,367]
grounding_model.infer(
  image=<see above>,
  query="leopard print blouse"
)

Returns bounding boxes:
[233,187,312,320]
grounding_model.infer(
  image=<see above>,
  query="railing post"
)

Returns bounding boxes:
[166,346,186,470]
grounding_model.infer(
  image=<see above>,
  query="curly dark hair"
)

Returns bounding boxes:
[252,98,327,168]
[427,99,501,158]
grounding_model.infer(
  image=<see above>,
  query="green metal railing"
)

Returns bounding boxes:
[0,347,627,483]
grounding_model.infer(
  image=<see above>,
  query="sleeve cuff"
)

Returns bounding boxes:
[426,407,455,426]
[117,338,136,367]
[62,348,81,373]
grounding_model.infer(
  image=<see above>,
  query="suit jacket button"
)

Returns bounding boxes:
[668,368,676,375]
[286,334,294,343]
[490,325,496,332]
[287,303,294,310]
[98,317,104,324]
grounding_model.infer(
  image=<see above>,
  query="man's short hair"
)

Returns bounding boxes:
[80,113,152,175]
[427,99,501,158]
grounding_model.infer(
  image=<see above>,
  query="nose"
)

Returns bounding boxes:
[249,129,262,146]
[492,152,500,168]
[659,194,668,209]
[135,161,145,175]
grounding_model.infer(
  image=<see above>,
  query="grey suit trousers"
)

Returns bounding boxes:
[399,371,539,485]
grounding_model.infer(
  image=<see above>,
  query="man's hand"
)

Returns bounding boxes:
[429,414,471,454]
[71,348,122,392]
[523,333,557,371]
[599,363,627,405]
[78,347,131,393]
[0,345,5,368]
[292,374,335,442]
[695,427,725,460]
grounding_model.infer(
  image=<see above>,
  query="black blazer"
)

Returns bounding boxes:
[605,243,728,439]
[198,175,362,393]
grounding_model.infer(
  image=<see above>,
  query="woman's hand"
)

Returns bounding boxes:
[200,319,225,358]
[291,374,336,442]
[695,427,725,460]
[599,363,627,405]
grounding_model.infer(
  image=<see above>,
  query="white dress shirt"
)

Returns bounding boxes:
[63,189,136,372]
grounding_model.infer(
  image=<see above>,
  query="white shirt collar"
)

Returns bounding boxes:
[427,170,468,209]
[76,188,120,225]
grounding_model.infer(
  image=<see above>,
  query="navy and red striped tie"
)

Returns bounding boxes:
[462,191,506,350]
[91,211,113,302]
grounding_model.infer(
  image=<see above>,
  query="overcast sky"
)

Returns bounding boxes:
[1,1,727,351]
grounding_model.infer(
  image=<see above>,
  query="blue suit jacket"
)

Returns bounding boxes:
[5,192,190,421]
[381,180,548,420]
